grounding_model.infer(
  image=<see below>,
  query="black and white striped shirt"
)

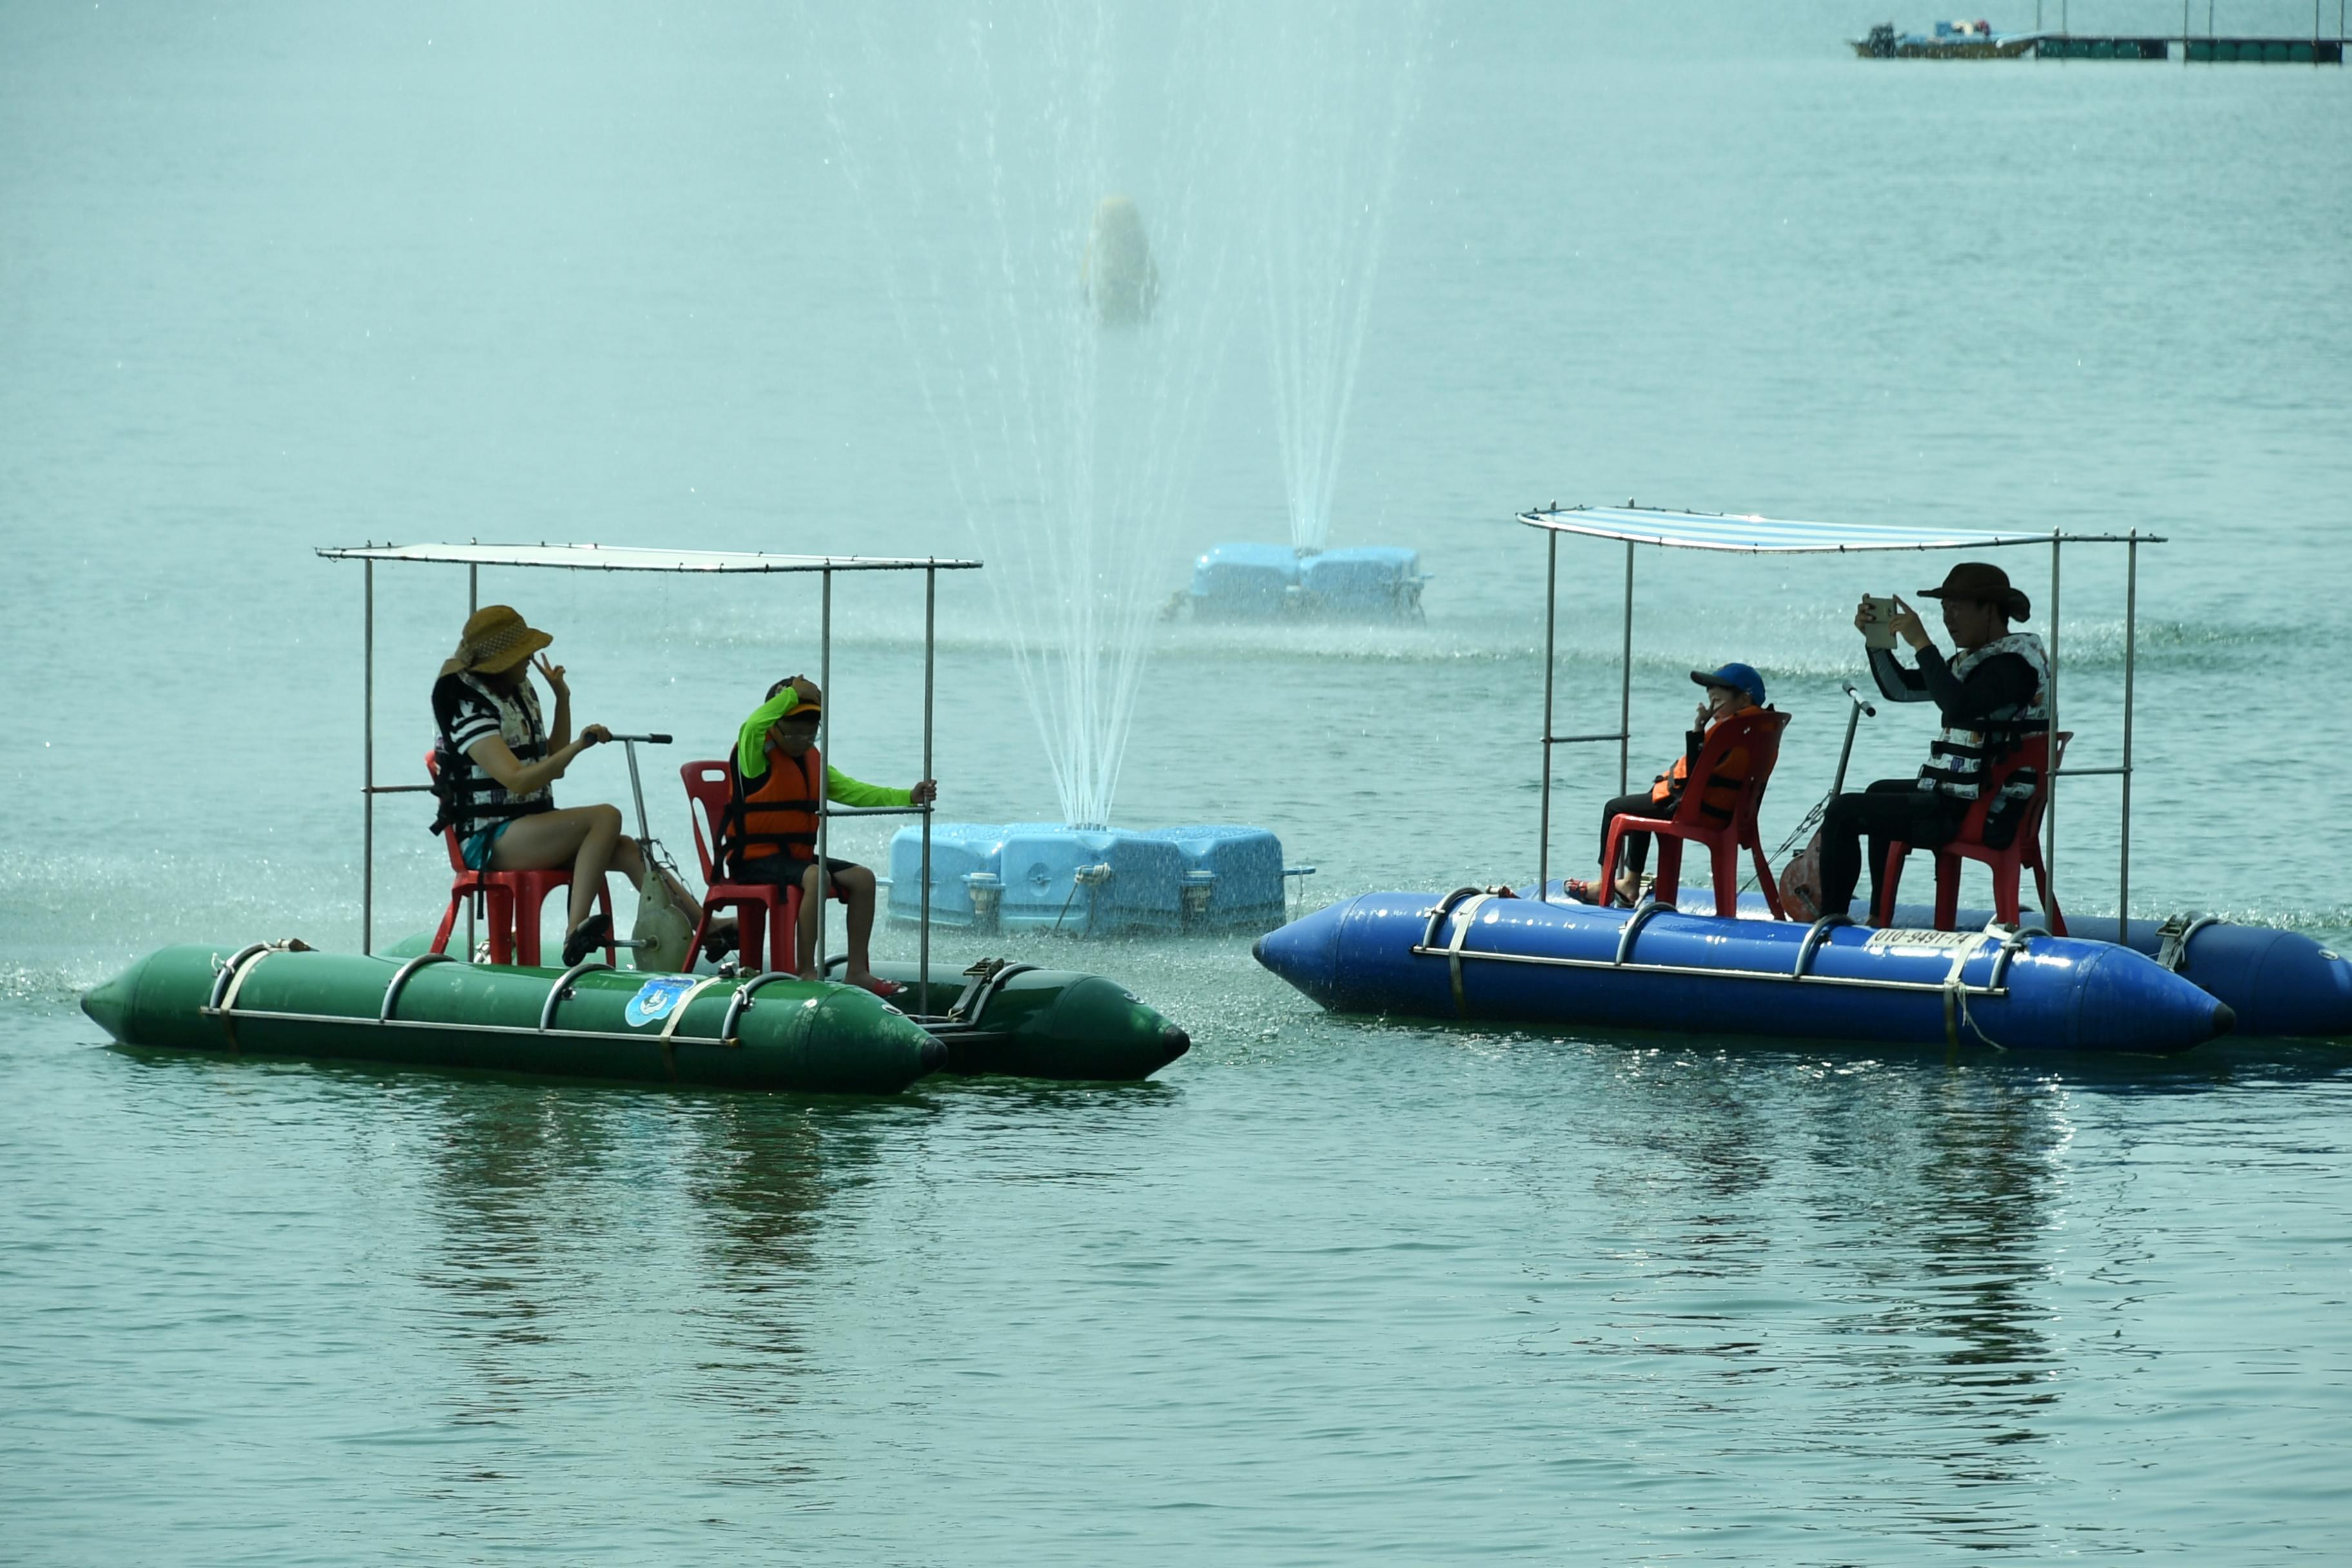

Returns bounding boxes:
[429,672,554,838]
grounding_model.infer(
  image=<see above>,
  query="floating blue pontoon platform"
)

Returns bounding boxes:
[1177,544,1427,620]
[890,823,1304,936]
[1257,890,2234,1055]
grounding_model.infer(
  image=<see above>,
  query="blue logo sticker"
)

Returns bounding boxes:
[624,975,697,1028]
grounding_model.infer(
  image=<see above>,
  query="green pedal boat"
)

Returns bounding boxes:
[92,541,1191,1093]
[81,943,1189,1092]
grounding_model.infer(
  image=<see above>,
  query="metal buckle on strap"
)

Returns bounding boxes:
[2155,913,2218,974]
[945,958,1034,1026]
[203,939,313,1049]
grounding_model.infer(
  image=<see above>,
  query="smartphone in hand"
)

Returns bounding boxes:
[1859,594,1899,651]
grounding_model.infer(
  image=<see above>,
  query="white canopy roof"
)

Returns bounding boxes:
[318,542,983,573]
[1520,505,2155,554]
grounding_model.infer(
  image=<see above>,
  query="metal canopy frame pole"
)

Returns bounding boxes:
[2044,538,2061,890]
[1537,531,1559,903]
[362,560,375,956]
[920,563,936,991]
[466,564,477,961]
[2118,534,2139,942]
[1618,541,1634,794]
[1511,509,2153,941]
[816,569,832,975]
[324,543,983,970]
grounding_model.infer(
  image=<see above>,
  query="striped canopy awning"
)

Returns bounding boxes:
[1520,506,2154,554]
[318,542,982,573]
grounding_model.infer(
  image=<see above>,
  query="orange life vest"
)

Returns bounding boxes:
[723,741,822,877]
[1648,703,1763,821]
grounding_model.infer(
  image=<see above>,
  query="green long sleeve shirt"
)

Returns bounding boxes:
[733,689,914,808]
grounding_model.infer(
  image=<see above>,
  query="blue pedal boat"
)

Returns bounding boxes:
[1255,502,2300,1055]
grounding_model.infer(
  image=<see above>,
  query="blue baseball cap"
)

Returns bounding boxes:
[1690,663,1766,705]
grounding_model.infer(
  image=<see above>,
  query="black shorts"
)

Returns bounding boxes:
[734,855,860,894]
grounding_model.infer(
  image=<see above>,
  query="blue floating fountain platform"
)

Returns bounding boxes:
[888,823,1302,936]
[1179,544,1427,620]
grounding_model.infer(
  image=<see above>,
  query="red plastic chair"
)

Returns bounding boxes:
[680,760,846,976]
[1602,709,1792,918]
[426,749,615,966]
[1875,731,2070,935]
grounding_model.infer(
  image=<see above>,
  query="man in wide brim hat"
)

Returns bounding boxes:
[1801,560,2052,922]
[1917,561,2030,623]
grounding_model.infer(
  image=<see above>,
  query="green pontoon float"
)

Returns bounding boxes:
[81,542,1190,1090]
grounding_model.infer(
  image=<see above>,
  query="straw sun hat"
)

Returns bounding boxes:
[452,605,553,674]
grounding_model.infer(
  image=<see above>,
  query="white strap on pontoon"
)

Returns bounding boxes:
[1940,931,2004,1049]
[1445,894,1494,1017]
[213,946,280,1047]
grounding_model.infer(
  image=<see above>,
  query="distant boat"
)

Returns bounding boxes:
[1852,21,2050,57]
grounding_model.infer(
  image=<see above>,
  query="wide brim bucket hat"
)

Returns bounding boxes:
[453,605,553,674]
[1919,562,2032,621]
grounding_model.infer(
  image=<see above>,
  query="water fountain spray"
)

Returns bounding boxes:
[1258,0,1429,556]
[809,0,1251,829]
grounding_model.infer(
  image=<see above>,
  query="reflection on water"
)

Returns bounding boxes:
[406,1081,906,1503]
[7,1006,2352,1559]
[1481,1043,2088,1550]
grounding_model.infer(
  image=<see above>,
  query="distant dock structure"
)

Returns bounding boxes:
[1854,4,2346,62]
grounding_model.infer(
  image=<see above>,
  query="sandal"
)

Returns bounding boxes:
[561,912,614,967]
[854,977,906,999]
[1563,879,1602,905]
[700,920,740,965]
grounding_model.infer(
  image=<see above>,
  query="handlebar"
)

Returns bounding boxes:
[1841,682,1877,719]
[603,733,672,745]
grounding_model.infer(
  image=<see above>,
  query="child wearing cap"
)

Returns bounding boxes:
[712,676,938,995]
[1567,663,1769,907]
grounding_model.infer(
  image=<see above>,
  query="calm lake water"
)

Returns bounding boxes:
[5,3,2349,1562]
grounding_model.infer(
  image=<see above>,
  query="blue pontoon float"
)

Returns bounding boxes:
[887,821,1298,936]
[1175,543,1427,621]
[1259,504,2351,1052]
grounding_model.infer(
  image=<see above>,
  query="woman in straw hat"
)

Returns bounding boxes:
[429,605,696,965]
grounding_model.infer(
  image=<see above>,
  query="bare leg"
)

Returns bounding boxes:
[795,861,825,979]
[607,836,698,914]
[837,866,879,985]
[490,805,621,931]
